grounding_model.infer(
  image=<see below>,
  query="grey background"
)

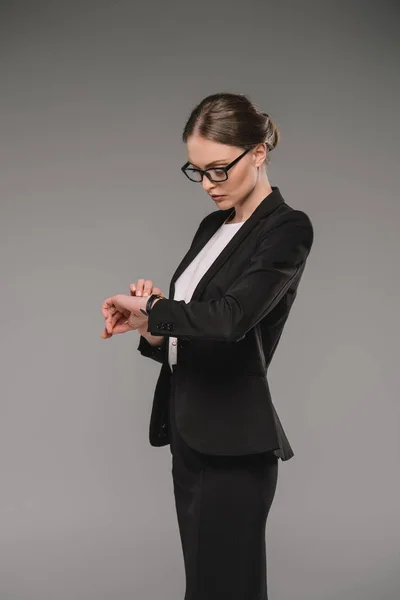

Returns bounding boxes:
[1,1,399,599]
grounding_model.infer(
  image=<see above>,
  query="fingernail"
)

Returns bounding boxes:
[137,291,142,296]
[143,292,148,297]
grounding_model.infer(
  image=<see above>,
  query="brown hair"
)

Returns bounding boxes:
[182,92,280,166]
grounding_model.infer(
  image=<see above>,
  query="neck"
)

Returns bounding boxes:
[230,179,273,223]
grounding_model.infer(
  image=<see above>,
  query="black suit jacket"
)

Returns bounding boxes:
[137,186,314,460]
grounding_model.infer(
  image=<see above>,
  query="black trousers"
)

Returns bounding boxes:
[168,366,279,600]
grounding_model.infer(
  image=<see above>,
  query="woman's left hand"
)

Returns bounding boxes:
[101,294,148,338]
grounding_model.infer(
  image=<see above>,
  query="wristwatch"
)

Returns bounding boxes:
[140,293,164,317]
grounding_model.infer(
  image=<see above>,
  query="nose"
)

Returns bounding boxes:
[201,175,214,192]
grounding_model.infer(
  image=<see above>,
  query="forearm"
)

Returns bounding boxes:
[136,316,166,363]
[141,330,165,347]
[138,323,164,346]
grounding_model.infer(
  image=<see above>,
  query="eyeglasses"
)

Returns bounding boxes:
[181,147,254,183]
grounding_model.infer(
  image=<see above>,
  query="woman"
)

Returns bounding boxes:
[101,92,314,600]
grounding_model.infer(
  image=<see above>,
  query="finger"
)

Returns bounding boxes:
[136,279,145,296]
[102,297,118,318]
[152,286,162,295]
[130,283,136,296]
[108,309,125,331]
[101,326,112,339]
[105,303,119,333]
[104,307,117,331]
[143,279,153,297]
[108,312,134,335]
[111,321,132,335]
[102,298,112,318]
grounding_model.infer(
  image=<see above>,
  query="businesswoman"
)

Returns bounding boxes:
[101,92,314,600]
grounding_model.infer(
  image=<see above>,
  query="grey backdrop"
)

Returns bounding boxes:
[1,1,399,599]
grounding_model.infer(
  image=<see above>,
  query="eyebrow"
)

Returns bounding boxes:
[188,158,229,169]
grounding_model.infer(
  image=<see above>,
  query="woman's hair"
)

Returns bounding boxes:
[182,92,280,166]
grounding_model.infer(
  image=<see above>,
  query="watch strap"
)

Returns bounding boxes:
[140,293,163,317]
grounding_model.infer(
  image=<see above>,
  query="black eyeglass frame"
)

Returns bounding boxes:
[181,146,256,183]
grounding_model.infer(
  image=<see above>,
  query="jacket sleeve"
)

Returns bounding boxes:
[137,334,167,364]
[146,210,314,342]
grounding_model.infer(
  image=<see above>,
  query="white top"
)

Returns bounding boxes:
[168,218,245,371]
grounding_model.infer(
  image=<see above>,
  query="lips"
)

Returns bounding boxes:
[211,195,225,201]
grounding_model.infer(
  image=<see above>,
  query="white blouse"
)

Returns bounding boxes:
[168,218,245,371]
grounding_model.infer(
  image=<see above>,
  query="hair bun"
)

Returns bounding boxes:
[263,112,279,152]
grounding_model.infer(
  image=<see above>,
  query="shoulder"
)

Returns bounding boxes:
[264,202,313,232]
[258,204,314,251]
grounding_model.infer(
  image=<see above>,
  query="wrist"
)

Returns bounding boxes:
[139,293,164,317]
[136,295,164,345]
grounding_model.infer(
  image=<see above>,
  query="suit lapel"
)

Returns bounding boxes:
[168,186,284,301]
[168,210,226,297]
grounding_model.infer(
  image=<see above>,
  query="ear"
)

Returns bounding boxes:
[253,143,267,168]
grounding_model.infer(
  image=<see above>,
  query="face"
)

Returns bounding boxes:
[186,134,266,209]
